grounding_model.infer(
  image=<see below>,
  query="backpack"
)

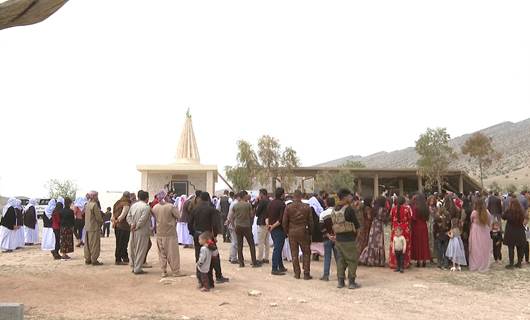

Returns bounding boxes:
[331,206,356,234]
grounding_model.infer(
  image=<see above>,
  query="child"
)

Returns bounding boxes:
[392,226,406,273]
[445,218,467,271]
[102,207,112,238]
[490,220,503,263]
[197,231,215,292]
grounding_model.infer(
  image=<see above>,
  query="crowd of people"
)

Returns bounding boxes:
[1,187,529,292]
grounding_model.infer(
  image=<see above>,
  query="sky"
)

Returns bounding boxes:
[0,0,529,198]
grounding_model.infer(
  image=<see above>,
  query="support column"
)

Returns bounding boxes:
[206,171,214,196]
[399,179,404,196]
[418,175,423,193]
[301,178,305,193]
[373,174,379,197]
[459,174,464,194]
[358,178,363,195]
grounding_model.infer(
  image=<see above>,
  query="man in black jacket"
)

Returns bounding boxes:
[189,192,229,284]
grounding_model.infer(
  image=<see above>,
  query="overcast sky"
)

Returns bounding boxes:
[0,0,529,197]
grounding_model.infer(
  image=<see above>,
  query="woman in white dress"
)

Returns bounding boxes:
[0,198,18,253]
[41,199,57,251]
[24,198,39,245]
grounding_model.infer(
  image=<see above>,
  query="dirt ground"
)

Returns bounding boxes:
[1,230,530,320]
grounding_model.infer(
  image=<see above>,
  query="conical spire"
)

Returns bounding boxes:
[176,110,200,163]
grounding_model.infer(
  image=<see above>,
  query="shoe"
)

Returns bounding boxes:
[303,274,313,280]
[161,273,168,278]
[399,270,404,274]
[251,262,262,268]
[416,262,420,268]
[505,265,515,269]
[457,266,462,272]
[92,261,104,266]
[515,263,522,269]
[320,276,329,281]
[115,261,127,266]
[239,263,245,268]
[61,255,71,260]
[200,287,210,292]
[422,262,427,268]
[271,270,286,276]
[348,281,361,290]
[85,261,91,265]
[262,259,270,264]
[294,274,301,279]
[279,267,288,273]
[171,272,187,278]
[142,263,153,269]
[216,277,230,284]
[134,270,147,275]
[230,260,239,265]
[337,278,346,289]
[450,267,456,272]
[394,269,400,272]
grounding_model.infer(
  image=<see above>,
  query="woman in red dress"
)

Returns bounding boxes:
[389,196,412,269]
[411,193,431,267]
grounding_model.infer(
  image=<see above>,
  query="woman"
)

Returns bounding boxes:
[411,194,431,267]
[356,197,373,258]
[60,197,75,260]
[461,194,473,263]
[0,198,18,253]
[502,197,526,269]
[41,199,56,252]
[389,196,412,270]
[51,201,64,260]
[23,198,39,245]
[468,197,492,272]
[359,196,387,267]
[427,196,438,262]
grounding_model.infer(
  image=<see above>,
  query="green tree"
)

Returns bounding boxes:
[315,161,362,193]
[257,135,281,189]
[279,147,301,192]
[521,184,529,192]
[342,160,366,168]
[461,132,501,188]
[46,179,77,199]
[225,166,252,191]
[415,128,457,193]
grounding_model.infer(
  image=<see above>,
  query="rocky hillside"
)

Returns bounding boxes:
[319,118,530,189]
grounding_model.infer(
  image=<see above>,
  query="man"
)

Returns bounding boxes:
[217,190,232,243]
[231,191,261,268]
[326,188,361,289]
[127,190,152,275]
[255,189,270,264]
[519,191,529,214]
[102,207,112,237]
[84,191,104,266]
[266,187,288,276]
[488,192,503,224]
[283,190,313,280]
[189,192,229,284]
[152,190,184,277]
[112,191,131,265]
[226,192,240,264]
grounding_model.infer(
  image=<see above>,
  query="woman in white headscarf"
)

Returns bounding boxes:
[14,199,26,249]
[24,199,39,245]
[1,198,18,252]
[41,199,57,252]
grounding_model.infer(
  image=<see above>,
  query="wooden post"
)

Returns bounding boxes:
[459,174,464,194]
[417,175,423,193]
[373,174,379,197]
[399,179,404,196]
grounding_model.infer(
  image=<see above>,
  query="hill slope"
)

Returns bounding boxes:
[318,118,530,189]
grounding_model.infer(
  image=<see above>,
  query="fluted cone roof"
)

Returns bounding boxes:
[176,111,200,163]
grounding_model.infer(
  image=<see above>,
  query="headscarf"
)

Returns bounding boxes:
[15,199,23,210]
[2,197,17,217]
[25,198,38,212]
[57,197,65,206]
[45,199,57,219]
[308,196,324,217]
[87,191,98,201]
[74,197,87,210]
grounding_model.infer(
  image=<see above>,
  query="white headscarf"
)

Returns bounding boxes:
[45,199,57,219]
[2,197,17,217]
[308,196,324,217]
[74,197,87,210]
[25,198,38,212]
[57,197,65,206]
[15,199,23,210]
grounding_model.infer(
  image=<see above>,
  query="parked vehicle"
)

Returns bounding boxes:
[36,199,51,219]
